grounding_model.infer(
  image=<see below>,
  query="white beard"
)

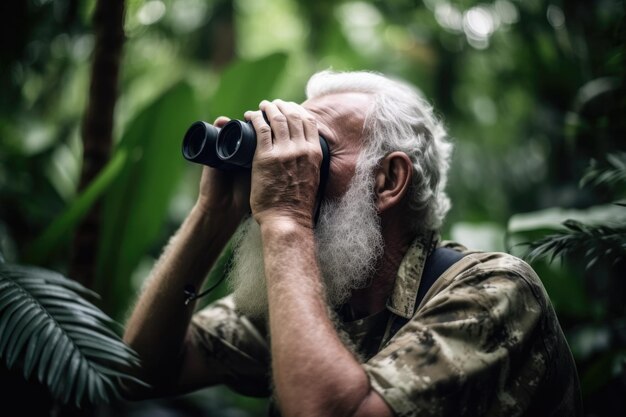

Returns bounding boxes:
[227,168,384,320]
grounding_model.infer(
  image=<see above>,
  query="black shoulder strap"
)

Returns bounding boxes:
[416,247,465,307]
[386,247,466,340]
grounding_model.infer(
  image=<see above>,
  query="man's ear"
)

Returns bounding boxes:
[374,151,413,213]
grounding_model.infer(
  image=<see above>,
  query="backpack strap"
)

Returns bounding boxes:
[416,247,466,306]
[385,247,466,342]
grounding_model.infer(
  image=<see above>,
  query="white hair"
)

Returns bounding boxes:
[306,70,452,231]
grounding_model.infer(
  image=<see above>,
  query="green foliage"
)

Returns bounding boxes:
[524,260,595,318]
[526,219,626,269]
[581,152,626,191]
[510,153,626,407]
[521,153,626,270]
[0,262,145,406]
[25,149,129,265]
[94,82,198,317]
[210,52,289,117]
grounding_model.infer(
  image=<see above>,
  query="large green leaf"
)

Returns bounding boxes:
[209,52,288,118]
[0,263,145,406]
[95,82,199,317]
[25,149,128,265]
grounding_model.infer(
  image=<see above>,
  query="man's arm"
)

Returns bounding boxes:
[261,220,392,417]
[247,101,392,417]
[122,203,233,396]
[123,117,251,397]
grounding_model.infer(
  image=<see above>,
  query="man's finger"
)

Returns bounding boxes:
[245,110,273,150]
[259,100,290,144]
[287,101,318,144]
[213,116,231,128]
[274,99,306,143]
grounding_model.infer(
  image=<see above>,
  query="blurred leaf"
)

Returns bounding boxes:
[580,152,626,191]
[523,220,626,268]
[25,149,128,265]
[507,204,626,234]
[314,14,367,70]
[572,77,621,114]
[80,0,97,24]
[0,263,145,406]
[530,260,594,318]
[95,81,199,318]
[210,52,288,118]
[449,222,506,252]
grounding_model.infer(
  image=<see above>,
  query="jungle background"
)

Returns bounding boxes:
[0,0,624,416]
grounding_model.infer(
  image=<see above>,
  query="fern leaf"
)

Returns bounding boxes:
[580,152,626,189]
[6,304,41,367]
[23,319,49,377]
[0,263,147,405]
[525,221,626,269]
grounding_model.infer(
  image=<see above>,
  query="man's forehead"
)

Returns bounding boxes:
[301,92,372,146]
[302,92,372,119]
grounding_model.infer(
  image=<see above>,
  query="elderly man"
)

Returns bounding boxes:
[123,71,582,416]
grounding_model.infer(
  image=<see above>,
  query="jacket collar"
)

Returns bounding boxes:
[386,231,437,319]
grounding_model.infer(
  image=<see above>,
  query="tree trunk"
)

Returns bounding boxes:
[210,0,236,69]
[70,0,126,289]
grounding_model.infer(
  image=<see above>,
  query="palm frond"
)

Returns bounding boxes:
[580,152,626,189]
[0,263,147,406]
[525,219,626,269]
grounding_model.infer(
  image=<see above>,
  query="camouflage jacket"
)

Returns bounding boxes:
[190,238,583,416]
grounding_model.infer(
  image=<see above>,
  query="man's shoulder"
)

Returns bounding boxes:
[423,241,560,357]
[364,242,582,416]
[438,240,547,303]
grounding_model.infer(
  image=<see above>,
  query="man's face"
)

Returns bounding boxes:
[226,93,384,319]
[301,92,372,199]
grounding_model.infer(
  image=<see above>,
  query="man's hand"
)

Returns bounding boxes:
[245,100,323,229]
[196,117,251,224]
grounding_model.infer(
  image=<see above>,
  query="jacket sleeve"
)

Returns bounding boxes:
[190,295,271,397]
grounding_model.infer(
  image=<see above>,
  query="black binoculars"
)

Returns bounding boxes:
[181,118,331,222]
[182,119,330,171]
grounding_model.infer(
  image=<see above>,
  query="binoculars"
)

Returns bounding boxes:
[181,118,331,222]
[182,119,330,171]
